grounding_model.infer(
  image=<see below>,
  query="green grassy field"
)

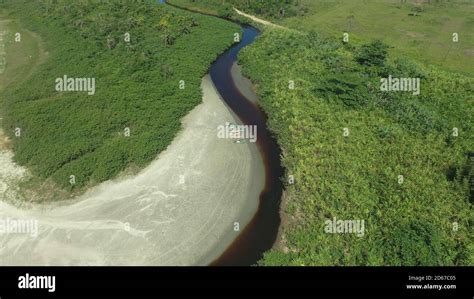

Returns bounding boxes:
[0,0,240,196]
[279,0,474,75]
[0,19,45,91]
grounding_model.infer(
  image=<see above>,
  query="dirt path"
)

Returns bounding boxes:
[233,8,287,29]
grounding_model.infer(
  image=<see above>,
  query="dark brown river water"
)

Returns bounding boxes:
[165,1,284,266]
[209,26,284,266]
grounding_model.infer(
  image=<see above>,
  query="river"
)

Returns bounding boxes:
[164,2,285,266]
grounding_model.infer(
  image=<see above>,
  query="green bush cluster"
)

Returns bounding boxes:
[1,0,240,190]
[238,29,473,265]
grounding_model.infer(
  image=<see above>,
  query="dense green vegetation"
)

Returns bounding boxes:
[238,29,472,265]
[169,0,307,20]
[0,0,240,191]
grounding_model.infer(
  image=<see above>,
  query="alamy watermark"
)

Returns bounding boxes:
[324,217,365,237]
[217,122,257,143]
[0,217,38,238]
[18,273,55,293]
[380,75,420,95]
[55,75,96,95]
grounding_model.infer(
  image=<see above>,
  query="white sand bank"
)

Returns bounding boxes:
[0,76,265,265]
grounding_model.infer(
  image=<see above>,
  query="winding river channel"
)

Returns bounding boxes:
[165,1,284,265]
[208,27,284,266]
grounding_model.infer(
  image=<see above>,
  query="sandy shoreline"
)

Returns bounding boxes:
[0,75,265,265]
[231,62,259,104]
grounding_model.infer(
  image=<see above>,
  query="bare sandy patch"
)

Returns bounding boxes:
[233,8,287,30]
[231,62,259,104]
[0,129,11,150]
[464,49,474,57]
[0,147,29,204]
[0,76,265,266]
[405,30,425,39]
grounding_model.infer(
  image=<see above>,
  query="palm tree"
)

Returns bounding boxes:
[161,31,175,46]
